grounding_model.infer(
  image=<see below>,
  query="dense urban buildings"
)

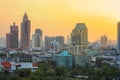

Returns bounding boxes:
[6,22,18,50]
[117,22,120,53]
[21,13,31,49]
[32,29,42,50]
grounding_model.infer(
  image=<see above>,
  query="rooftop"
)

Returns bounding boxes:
[59,50,71,56]
[75,23,87,30]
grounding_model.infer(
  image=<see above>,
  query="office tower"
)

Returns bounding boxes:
[56,36,64,50]
[6,22,18,50]
[32,29,42,50]
[45,36,55,52]
[100,35,108,49]
[45,36,64,52]
[35,29,42,47]
[100,35,108,46]
[117,22,120,53]
[21,13,31,49]
[69,23,89,67]
[70,23,88,50]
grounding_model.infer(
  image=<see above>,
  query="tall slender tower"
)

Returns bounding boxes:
[21,13,31,49]
[117,22,120,53]
[6,22,18,50]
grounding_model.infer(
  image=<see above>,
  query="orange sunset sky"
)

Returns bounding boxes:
[0,0,120,42]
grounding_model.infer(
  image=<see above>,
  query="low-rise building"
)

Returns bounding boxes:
[54,50,72,68]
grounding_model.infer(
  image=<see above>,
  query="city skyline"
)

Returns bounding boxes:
[0,0,120,42]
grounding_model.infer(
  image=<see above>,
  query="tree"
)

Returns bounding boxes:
[17,68,31,77]
[30,75,39,80]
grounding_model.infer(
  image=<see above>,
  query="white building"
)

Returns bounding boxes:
[32,29,42,50]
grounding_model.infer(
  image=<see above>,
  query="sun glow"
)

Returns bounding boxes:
[0,0,119,42]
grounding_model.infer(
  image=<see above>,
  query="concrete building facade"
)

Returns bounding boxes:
[69,23,89,67]
[21,13,31,49]
[6,22,18,50]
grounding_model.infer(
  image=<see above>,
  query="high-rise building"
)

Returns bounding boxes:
[117,22,120,53]
[45,36,55,52]
[45,36,64,52]
[6,22,18,50]
[70,23,88,53]
[100,35,108,49]
[69,23,89,67]
[32,34,40,49]
[21,13,31,49]
[32,29,42,50]
[56,36,64,50]
[100,35,108,46]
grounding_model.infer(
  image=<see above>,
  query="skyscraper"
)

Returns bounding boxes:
[70,23,88,51]
[69,23,88,67]
[21,13,31,49]
[32,29,42,50]
[117,22,120,53]
[6,22,18,50]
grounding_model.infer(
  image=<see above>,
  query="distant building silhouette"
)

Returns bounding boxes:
[100,35,108,49]
[21,13,31,49]
[6,22,18,50]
